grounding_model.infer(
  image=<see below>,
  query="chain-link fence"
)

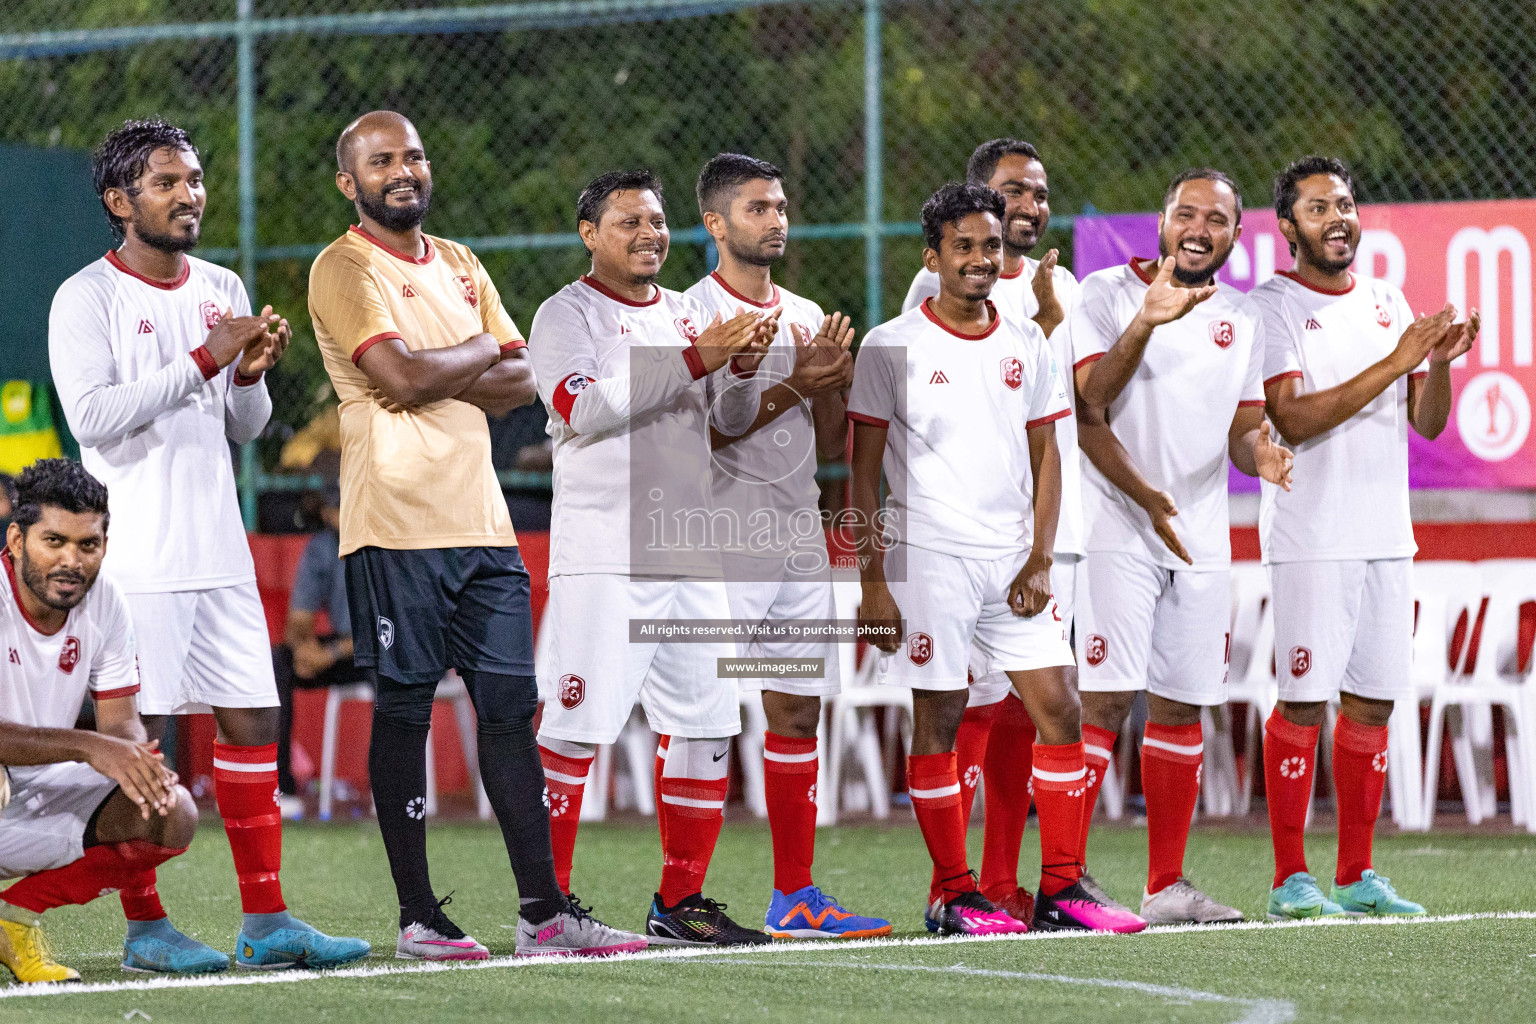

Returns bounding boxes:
[5,0,1536,518]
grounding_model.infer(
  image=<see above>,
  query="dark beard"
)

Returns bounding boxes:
[357,180,432,232]
[1296,232,1355,274]
[724,235,782,268]
[1159,235,1234,285]
[134,214,200,254]
[19,551,89,612]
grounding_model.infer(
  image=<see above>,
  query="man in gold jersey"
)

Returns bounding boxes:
[309,111,645,960]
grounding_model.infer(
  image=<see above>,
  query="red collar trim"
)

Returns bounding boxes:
[106,249,190,290]
[998,260,1025,281]
[348,224,436,266]
[920,298,1001,340]
[1128,256,1157,285]
[3,552,63,637]
[580,274,661,307]
[1278,269,1355,295]
[709,270,779,309]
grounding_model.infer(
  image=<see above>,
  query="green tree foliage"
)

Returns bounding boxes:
[5,0,1535,462]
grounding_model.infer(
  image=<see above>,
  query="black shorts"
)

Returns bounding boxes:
[344,545,535,686]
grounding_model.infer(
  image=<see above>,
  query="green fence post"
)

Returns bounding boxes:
[863,0,882,334]
[237,0,258,530]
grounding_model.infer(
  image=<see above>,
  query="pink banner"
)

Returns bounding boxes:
[1074,200,1536,490]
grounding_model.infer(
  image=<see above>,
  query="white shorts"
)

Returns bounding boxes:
[1270,558,1413,703]
[128,583,278,716]
[879,544,1073,693]
[968,555,1081,707]
[538,574,742,743]
[0,763,118,880]
[1076,550,1230,706]
[726,575,840,697]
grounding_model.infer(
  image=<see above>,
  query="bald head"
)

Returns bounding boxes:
[335,110,433,234]
[336,110,420,174]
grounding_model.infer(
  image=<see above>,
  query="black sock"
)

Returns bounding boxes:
[461,670,567,923]
[368,676,439,928]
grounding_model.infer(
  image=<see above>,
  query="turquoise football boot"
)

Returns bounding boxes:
[1331,870,1426,917]
[1266,872,1345,921]
[122,918,231,974]
[235,913,371,970]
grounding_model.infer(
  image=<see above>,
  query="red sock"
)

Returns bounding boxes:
[908,752,974,903]
[213,742,285,914]
[538,744,593,893]
[1333,715,1389,886]
[1077,723,1117,867]
[1141,722,1203,895]
[657,776,728,906]
[654,736,669,850]
[2,841,183,915]
[118,874,165,922]
[932,703,995,894]
[1031,741,1086,896]
[1263,710,1320,888]
[763,733,818,894]
[980,694,1036,899]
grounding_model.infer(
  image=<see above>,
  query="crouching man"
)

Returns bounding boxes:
[0,459,205,982]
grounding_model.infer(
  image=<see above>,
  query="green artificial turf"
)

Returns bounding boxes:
[4,819,1534,1023]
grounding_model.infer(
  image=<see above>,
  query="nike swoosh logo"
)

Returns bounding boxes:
[712,751,727,762]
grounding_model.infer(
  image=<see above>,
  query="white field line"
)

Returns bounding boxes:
[3,910,1533,1001]
[686,959,1295,1024]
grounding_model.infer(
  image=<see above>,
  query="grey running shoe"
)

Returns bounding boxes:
[397,897,489,961]
[1139,877,1244,925]
[517,896,647,958]
[1079,870,1135,914]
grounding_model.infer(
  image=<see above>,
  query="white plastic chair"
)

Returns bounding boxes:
[579,708,660,822]
[822,580,913,824]
[1405,561,1482,828]
[1423,559,1536,831]
[317,671,487,822]
[1226,562,1277,817]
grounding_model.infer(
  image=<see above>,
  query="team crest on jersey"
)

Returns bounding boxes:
[674,317,700,343]
[455,275,478,307]
[1290,646,1312,678]
[377,616,395,650]
[1209,320,1235,349]
[1085,634,1108,667]
[58,637,80,674]
[200,301,222,330]
[563,375,593,396]
[906,632,933,667]
[1000,357,1024,390]
[1376,305,1392,328]
[558,674,585,709]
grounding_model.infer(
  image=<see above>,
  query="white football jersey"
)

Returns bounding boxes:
[1251,272,1425,563]
[684,271,826,552]
[1070,259,1266,571]
[904,258,1086,556]
[49,252,269,593]
[847,299,1070,559]
[528,275,758,578]
[0,554,140,730]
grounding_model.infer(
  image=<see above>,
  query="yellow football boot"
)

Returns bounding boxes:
[0,916,81,984]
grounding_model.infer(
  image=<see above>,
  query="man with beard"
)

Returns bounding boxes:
[49,118,368,972]
[902,138,1085,925]
[850,183,1144,935]
[1071,169,1294,925]
[683,153,889,939]
[1253,157,1474,920]
[530,169,773,947]
[310,111,644,959]
[0,460,200,983]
